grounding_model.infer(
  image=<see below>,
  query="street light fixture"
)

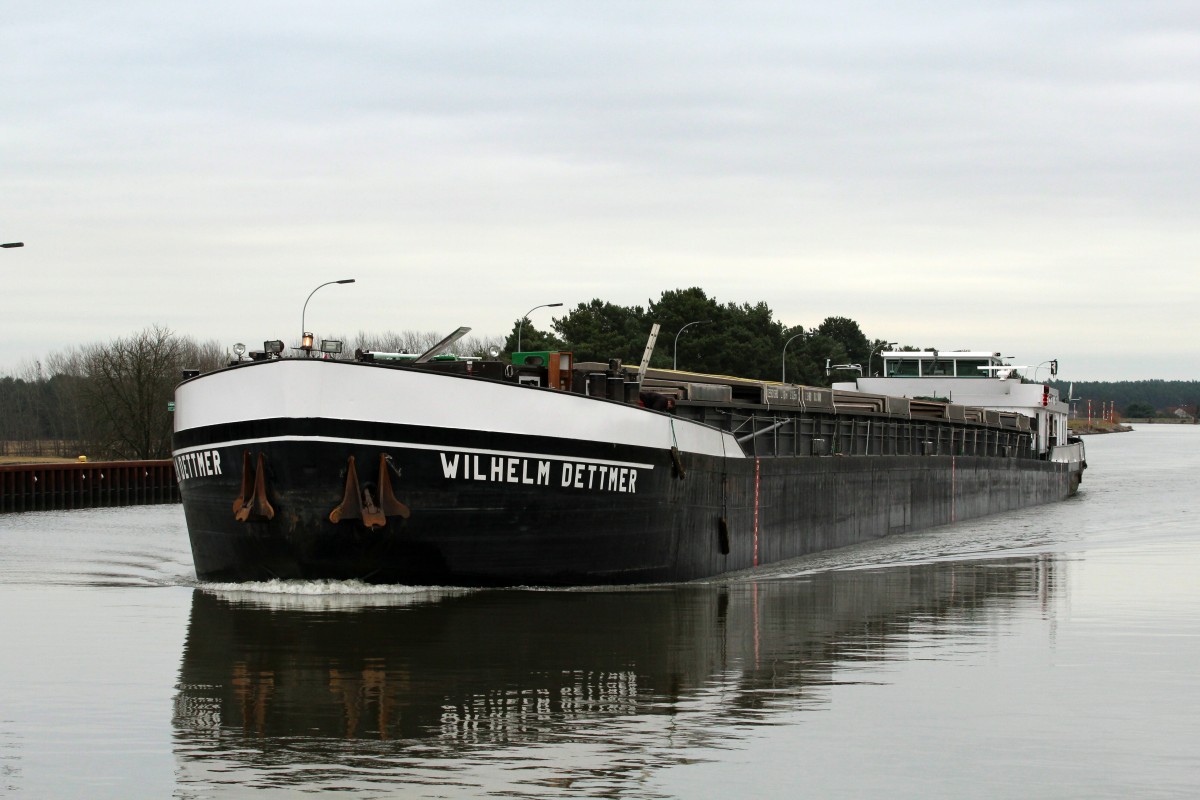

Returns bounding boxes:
[1,242,23,248]
[517,302,563,352]
[869,342,898,377]
[673,320,712,370]
[301,278,355,356]
[1033,359,1059,381]
[781,331,810,384]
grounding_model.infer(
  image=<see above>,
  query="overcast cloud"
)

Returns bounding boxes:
[3,1,1198,380]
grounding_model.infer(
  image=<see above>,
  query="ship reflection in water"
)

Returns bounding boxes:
[173,557,1057,793]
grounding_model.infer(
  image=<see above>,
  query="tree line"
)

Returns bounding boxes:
[0,326,228,460]
[4,287,1192,461]
[1047,380,1200,419]
[504,287,880,386]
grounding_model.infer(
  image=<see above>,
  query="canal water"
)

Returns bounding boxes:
[1,426,1197,798]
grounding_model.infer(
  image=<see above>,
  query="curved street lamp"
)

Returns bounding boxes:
[673,320,712,370]
[517,302,563,352]
[781,331,810,384]
[868,342,898,377]
[301,279,355,355]
[1033,359,1060,381]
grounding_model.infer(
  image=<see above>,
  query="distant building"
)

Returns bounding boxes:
[1165,405,1196,421]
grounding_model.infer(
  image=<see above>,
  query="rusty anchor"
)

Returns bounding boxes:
[233,451,275,522]
[329,453,410,530]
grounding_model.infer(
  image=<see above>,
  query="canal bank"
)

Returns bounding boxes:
[0,459,178,513]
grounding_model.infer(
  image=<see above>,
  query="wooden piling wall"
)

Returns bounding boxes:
[0,460,178,513]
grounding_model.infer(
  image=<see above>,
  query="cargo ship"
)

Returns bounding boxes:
[172,329,1084,585]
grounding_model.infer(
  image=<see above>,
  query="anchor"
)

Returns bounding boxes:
[329,453,410,530]
[375,453,411,520]
[232,451,275,522]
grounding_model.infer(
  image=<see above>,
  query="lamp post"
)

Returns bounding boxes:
[301,279,355,355]
[781,331,809,384]
[868,342,897,377]
[1033,360,1059,381]
[673,320,711,370]
[517,302,563,352]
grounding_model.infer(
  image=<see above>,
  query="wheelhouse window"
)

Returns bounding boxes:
[953,358,991,378]
[885,354,1003,378]
[886,358,919,377]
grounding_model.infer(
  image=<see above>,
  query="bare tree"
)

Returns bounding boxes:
[353,329,437,354]
[459,333,504,358]
[43,348,95,456]
[78,325,185,460]
[179,337,231,373]
[5,361,45,448]
[353,329,505,358]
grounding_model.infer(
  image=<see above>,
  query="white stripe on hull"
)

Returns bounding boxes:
[173,434,656,470]
[175,360,742,459]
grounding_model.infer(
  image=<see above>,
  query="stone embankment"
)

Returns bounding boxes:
[1069,420,1132,435]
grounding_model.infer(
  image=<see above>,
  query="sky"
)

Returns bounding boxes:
[3,1,1198,381]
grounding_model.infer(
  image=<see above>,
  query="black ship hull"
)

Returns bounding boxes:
[173,359,1078,586]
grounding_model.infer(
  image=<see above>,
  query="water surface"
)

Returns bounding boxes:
[2,425,1198,798]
